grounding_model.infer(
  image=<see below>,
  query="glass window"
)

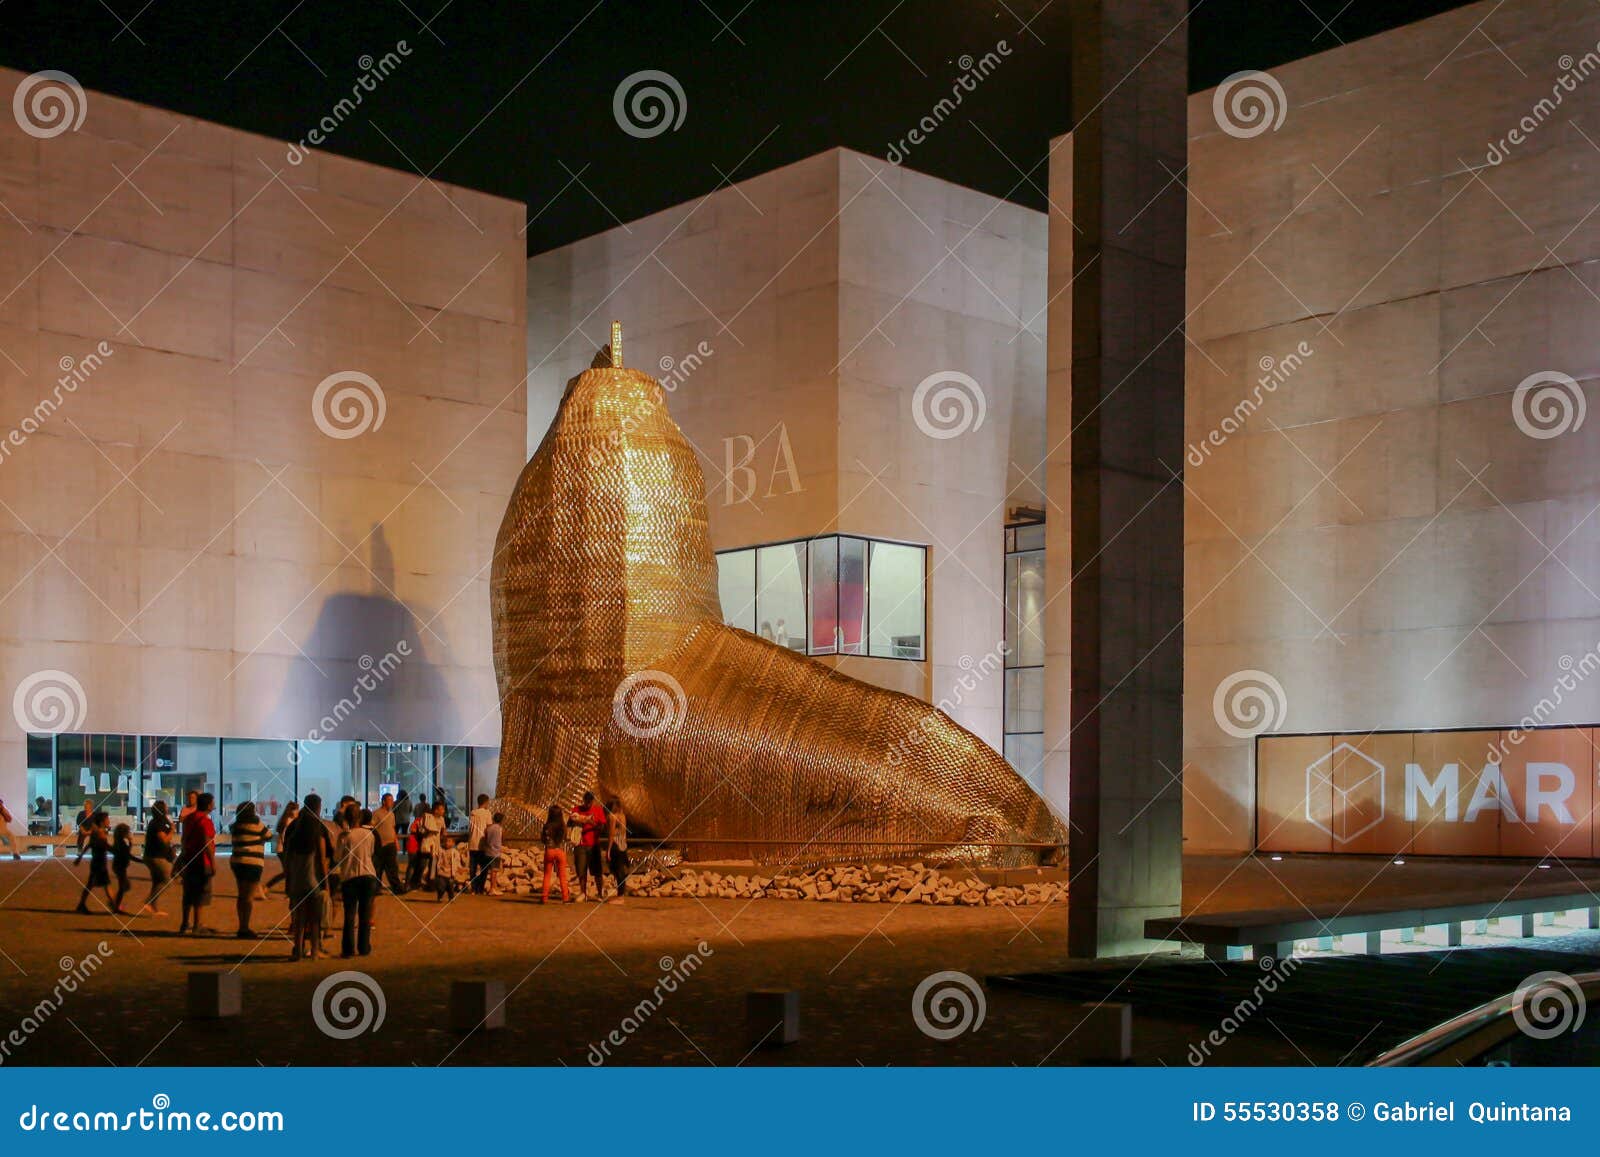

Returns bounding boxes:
[143,736,220,824]
[1005,550,1045,668]
[1004,668,1044,735]
[471,747,500,803]
[808,536,839,655]
[295,739,360,815]
[367,743,433,815]
[1015,522,1045,552]
[57,734,140,827]
[27,734,54,835]
[838,536,866,655]
[867,541,926,659]
[718,547,756,632]
[222,739,297,829]
[756,541,808,651]
[439,745,470,831]
[1004,733,1045,792]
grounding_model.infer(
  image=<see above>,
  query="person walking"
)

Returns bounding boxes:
[265,800,299,892]
[570,792,607,902]
[141,799,175,916]
[405,806,431,891]
[110,823,134,914]
[73,797,95,864]
[73,812,113,914]
[540,805,571,904]
[177,792,217,935]
[229,801,269,938]
[336,808,379,958]
[0,797,21,860]
[283,794,331,961]
[371,793,405,894]
[467,794,493,894]
[606,798,630,903]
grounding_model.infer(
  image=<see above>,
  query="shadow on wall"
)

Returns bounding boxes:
[267,525,460,744]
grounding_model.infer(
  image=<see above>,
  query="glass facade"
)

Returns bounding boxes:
[1003,520,1045,787]
[23,734,500,837]
[716,535,926,661]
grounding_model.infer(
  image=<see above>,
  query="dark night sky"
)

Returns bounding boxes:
[0,0,1478,254]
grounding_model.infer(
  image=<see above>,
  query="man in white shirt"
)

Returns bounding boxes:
[467,794,493,894]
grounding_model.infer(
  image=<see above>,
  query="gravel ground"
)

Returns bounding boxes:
[0,856,1323,1067]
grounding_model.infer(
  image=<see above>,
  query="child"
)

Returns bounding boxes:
[483,813,505,896]
[110,823,133,915]
[73,812,113,914]
[433,834,465,901]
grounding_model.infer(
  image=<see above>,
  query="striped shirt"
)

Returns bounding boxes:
[229,820,269,870]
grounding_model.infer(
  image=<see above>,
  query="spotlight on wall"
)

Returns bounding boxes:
[1537,862,1551,870]
[1392,859,1406,866]
[1269,854,1283,861]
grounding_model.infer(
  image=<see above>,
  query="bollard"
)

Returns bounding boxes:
[187,971,241,1019]
[1064,1002,1133,1063]
[450,979,507,1033]
[746,989,800,1047]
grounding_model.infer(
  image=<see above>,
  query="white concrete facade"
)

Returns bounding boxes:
[526,149,1047,750]
[1179,0,1600,852]
[0,67,527,809]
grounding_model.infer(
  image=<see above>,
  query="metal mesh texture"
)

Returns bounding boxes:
[490,357,1067,867]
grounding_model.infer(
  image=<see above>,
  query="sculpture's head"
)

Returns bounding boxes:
[490,325,721,719]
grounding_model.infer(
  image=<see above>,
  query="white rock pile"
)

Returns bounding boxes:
[490,849,1066,906]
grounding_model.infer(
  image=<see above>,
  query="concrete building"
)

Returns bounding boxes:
[1178,0,1600,855]
[527,150,1048,761]
[0,67,526,832]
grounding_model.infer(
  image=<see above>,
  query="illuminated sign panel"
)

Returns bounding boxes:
[1256,727,1597,858]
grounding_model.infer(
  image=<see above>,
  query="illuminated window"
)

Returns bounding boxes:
[714,536,927,662]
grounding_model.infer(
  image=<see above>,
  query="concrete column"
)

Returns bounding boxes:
[1045,0,1188,958]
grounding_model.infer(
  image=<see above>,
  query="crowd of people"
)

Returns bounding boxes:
[59,788,635,958]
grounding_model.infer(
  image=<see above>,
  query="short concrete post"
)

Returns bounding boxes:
[186,971,241,1019]
[747,990,800,1047]
[1362,931,1383,955]
[1515,914,1535,938]
[450,979,506,1033]
[1584,907,1600,929]
[1067,1002,1132,1063]
[1446,922,1463,947]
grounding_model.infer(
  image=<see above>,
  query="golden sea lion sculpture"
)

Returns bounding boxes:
[489,325,1067,866]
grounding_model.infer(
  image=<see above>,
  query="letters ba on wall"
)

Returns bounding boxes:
[1256,729,1598,858]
